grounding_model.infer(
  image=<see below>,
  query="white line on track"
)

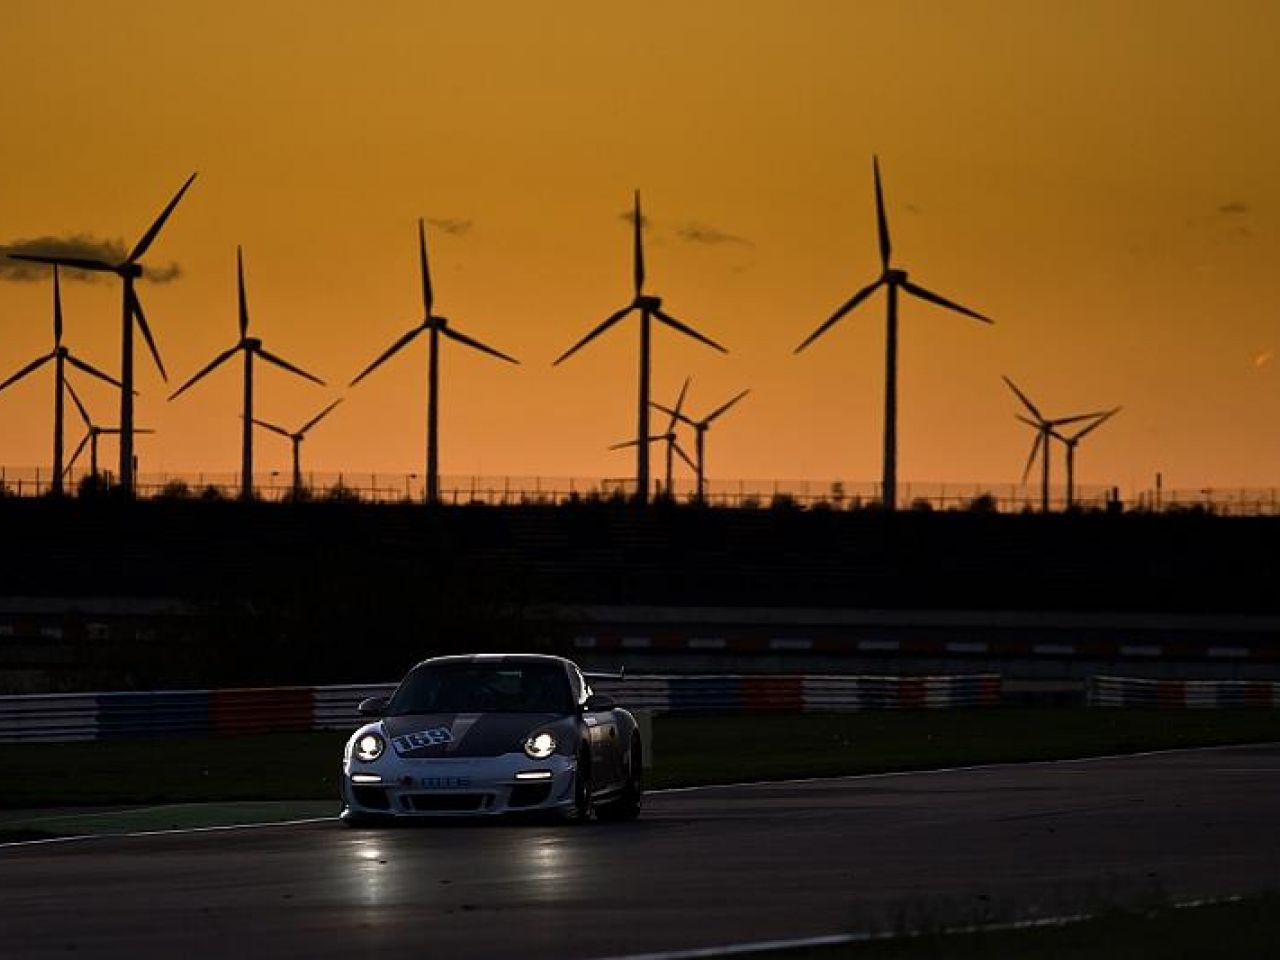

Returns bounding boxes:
[2,741,1274,851]
[0,817,333,850]
[586,896,1247,960]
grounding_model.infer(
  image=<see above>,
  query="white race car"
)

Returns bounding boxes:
[340,653,642,823]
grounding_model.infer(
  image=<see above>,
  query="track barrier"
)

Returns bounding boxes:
[1088,675,1280,707]
[0,674,1002,743]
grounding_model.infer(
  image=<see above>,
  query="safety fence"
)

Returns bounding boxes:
[590,674,1002,712]
[0,674,1001,743]
[1088,675,1280,707]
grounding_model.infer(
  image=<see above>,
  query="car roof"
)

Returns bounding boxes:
[408,653,574,672]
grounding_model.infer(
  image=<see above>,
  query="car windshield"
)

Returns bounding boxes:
[387,661,574,715]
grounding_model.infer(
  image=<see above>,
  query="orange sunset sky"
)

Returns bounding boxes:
[1,1,1277,495]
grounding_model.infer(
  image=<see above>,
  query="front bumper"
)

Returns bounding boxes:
[341,752,577,819]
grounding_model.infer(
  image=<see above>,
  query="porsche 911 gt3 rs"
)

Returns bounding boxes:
[340,653,642,824]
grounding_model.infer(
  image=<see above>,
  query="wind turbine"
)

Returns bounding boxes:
[1003,376,1110,512]
[349,219,518,505]
[1050,407,1121,509]
[63,379,154,482]
[609,378,695,498]
[652,386,750,503]
[0,266,121,495]
[554,192,727,504]
[8,173,197,495]
[795,157,993,510]
[169,247,325,500]
[250,398,344,500]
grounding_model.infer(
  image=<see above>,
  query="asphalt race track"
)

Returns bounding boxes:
[4,745,1279,959]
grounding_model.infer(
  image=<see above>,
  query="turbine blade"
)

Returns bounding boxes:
[651,401,697,428]
[349,326,424,386]
[1020,432,1044,484]
[251,417,293,439]
[873,155,891,271]
[704,388,751,425]
[673,440,696,472]
[608,438,642,451]
[900,279,993,324]
[418,219,433,317]
[129,287,168,381]
[552,305,633,366]
[1049,410,1112,428]
[1014,414,1040,429]
[1002,376,1043,421]
[53,265,63,345]
[442,325,520,364]
[633,190,645,296]
[652,308,727,354]
[1070,406,1121,441]
[133,428,157,435]
[256,347,326,387]
[168,346,238,401]
[794,278,883,353]
[65,353,123,389]
[237,246,249,339]
[64,378,92,427]
[7,253,115,273]
[666,376,691,432]
[0,354,53,393]
[128,172,198,263]
[298,397,344,435]
[64,432,91,477]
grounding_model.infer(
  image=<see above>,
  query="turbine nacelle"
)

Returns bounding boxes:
[885,268,908,284]
[119,262,144,280]
[244,337,263,352]
[431,316,450,331]
[635,295,663,311]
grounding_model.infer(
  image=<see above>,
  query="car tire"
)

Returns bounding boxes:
[561,751,595,824]
[598,736,643,822]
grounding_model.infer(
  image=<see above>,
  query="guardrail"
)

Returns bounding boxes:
[0,675,1000,743]
[1088,675,1280,707]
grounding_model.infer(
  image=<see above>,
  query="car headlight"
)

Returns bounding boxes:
[524,732,556,759]
[355,732,385,762]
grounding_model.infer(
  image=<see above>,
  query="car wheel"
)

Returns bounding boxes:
[561,751,595,824]
[598,737,643,822]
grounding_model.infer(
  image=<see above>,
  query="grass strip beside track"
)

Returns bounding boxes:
[2,708,1279,838]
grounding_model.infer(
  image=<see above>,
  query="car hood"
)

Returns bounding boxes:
[381,712,575,759]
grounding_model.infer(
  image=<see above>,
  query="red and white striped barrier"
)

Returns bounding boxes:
[1088,675,1280,707]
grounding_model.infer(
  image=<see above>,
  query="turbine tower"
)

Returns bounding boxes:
[653,386,750,503]
[795,157,992,510]
[1050,407,1121,509]
[1003,376,1110,512]
[63,380,154,482]
[0,266,121,494]
[251,398,344,500]
[169,247,325,500]
[609,378,695,498]
[554,192,727,504]
[9,173,197,495]
[349,219,518,505]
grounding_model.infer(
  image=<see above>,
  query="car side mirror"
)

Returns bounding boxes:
[583,693,615,712]
[357,696,389,717]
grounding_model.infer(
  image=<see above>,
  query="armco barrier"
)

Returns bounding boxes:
[1088,675,1280,707]
[590,673,1002,713]
[0,675,998,744]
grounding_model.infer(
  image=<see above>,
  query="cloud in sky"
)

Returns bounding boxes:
[676,222,753,247]
[425,217,472,236]
[1255,350,1274,370]
[0,234,181,283]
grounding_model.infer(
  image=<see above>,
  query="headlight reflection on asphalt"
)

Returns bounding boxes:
[346,838,398,907]
[510,836,578,899]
